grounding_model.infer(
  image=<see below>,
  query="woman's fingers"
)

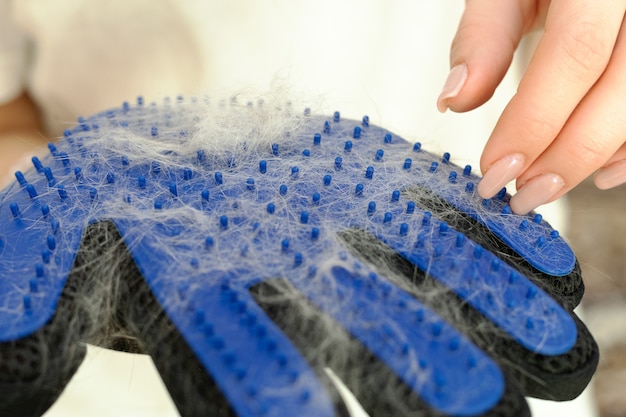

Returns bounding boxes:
[509,12,626,213]
[437,0,536,113]
[476,0,626,214]
[442,0,626,214]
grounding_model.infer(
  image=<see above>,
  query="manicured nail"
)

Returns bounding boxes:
[594,160,626,190]
[437,64,468,112]
[510,173,565,215]
[477,153,526,198]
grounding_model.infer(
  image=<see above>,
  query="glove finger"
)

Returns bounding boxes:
[340,227,596,401]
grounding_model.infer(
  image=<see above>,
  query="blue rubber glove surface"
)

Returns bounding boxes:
[0,98,597,417]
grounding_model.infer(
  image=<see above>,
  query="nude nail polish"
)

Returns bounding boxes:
[510,173,565,215]
[477,154,526,199]
[437,64,468,112]
[594,160,626,190]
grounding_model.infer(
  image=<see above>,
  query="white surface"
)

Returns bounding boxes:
[44,346,179,417]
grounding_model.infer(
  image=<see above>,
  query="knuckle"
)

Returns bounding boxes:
[450,21,483,56]
[565,138,606,168]
[558,20,613,77]
[517,109,560,146]
[451,19,516,61]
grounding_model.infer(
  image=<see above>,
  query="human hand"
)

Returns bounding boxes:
[0,98,597,416]
[438,0,626,214]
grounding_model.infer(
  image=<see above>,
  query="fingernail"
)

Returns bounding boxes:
[594,160,626,190]
[437,64,468,112]
[510,173,565,215]
[477,153,526,198]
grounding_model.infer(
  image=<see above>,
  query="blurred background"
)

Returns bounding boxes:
[569,180,626,417]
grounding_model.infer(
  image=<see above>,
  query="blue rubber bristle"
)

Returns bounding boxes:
[9,203,20,218]
[0,99,582,417]
[26,184,38,199]
[14,171,27,187]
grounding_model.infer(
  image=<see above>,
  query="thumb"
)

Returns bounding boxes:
[437,0,539,113]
